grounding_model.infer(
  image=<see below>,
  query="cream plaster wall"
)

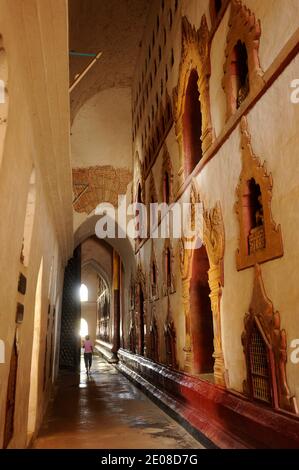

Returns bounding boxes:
[71,87,132,169]
[0,0,72,449]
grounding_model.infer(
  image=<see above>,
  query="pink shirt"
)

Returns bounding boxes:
[83,340,93,353]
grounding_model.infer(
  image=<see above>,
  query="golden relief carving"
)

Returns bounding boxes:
[203,202,226,385]
[173,15,214,191]
[235,117,283,270]
[222,0,264,121]
[242,265,298,414]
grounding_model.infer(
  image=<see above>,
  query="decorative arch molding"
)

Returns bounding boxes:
[161,145,174,204]
[242,265,298,414]
[173,15,214,190]
[179,199,226,386]
[222,0,264,121]
[235,117,283,270]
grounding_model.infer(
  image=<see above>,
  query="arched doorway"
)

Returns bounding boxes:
[189,245,214,376]
[183,69,203,176]
[79,318,89,338]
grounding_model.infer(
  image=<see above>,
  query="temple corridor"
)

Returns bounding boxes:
[1,0,299,452]
[33,356,203,450]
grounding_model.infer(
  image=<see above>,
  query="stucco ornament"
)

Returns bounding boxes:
[173,15,214,191]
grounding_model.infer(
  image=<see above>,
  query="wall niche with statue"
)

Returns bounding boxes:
[235,117,283,270]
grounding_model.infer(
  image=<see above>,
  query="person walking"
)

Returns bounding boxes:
[83,335,93,374]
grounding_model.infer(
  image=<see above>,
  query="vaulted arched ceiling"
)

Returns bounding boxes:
[69,0,151,120]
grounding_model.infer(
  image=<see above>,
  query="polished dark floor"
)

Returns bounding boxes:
[33,355,204,449]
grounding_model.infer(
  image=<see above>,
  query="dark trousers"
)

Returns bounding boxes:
[84,352,92,370]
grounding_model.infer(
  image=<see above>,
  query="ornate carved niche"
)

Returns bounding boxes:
[162,238,176,296]
[222,0,264,121]
[161,145,174,205]
[235,117,283,271]
[173,15,214,186]
[149,241,159,301]
[242,265,298,414]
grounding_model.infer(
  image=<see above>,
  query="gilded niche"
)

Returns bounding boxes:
[222,0,264,120]
[242,265,298,414]
[235,117,283,270]
[173,15,214,188]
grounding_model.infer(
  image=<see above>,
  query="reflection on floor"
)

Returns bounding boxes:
[33,355,204,449]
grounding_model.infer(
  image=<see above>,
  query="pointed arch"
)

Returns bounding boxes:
[173,15,214,186]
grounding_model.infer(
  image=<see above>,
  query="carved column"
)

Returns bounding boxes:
[179,238,194,373]
[204,202,226,386]
[207,266,225,385]
[175,121,184,192]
